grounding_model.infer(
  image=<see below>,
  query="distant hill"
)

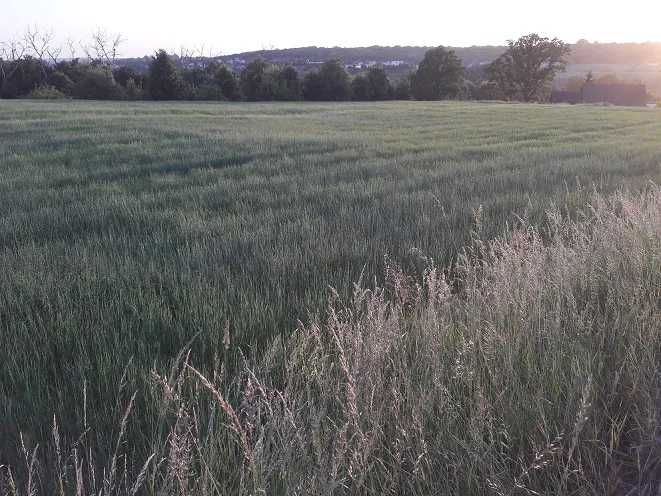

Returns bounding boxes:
[217,45,506,67]
[570,40,661,65]
[118,42,661,72]
[116,45,506,77]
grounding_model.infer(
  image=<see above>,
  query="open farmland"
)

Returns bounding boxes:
[1,100,661,476]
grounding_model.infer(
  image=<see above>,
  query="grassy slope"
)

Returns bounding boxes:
[1,100,660,453]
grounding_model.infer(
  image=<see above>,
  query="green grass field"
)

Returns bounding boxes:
[1,100,661,473]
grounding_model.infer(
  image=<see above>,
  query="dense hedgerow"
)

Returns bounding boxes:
[3,186,660,495]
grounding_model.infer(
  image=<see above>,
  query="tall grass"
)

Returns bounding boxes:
[3,186,660,495]
[1,100,661,478]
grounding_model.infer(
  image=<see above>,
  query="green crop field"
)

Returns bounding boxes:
[1,100,661,480]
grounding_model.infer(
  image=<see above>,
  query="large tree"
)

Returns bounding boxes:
[352,66,393,101]
[487,33,570,102]
[365,65,392,100]
[393,77,411,100]
[351,74,370,100]
[240,59,271,101]
[411,47,464,100]
[0,57,45,98]
[302,60,351,101]
[148,49,184,100]
[273,65,301,101]
[213,65,240,101]
[302,71,324,101]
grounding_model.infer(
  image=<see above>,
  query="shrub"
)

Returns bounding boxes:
[47,71,75,95]
[113,66,142,88]
[0,57,47,98]
[192,83,226,101]
[73,65,122,100]
[26,85,67,100]
[476,80,506,100]
[124,78,145,100]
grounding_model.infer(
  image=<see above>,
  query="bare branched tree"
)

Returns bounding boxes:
[23,26,61,63]
[66,38,77,60]
[83,29,124,65]
[0,38,27,92]
[178,44,220,69]
[179,46,193,63]
[0,39,26,62]
[178,46,196,68]
[22,26,62,81]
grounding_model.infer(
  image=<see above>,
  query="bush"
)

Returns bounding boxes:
[192,83,226,101]
[124,78,145,100]
[113,66,143,88]
[73,65,122,100]
[47,71,75,95]
[0,57,47,98]
[476,80,506,100]
[26,85,67,100]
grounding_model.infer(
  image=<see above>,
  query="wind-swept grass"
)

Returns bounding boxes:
[3,186,660,495]
[1,100,661,483]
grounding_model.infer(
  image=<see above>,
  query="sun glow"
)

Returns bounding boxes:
[2,0,661,57]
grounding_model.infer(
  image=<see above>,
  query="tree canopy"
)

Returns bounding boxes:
[240,59,271,101]
[302,60,351,101]
[365,66,391,100]
[410,47,464,100]
[487,33,571,102]
[148,49,184,100]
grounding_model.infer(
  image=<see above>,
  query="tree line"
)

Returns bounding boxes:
[0,30,570,103]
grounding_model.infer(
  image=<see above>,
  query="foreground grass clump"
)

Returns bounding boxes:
[4,187,660,495]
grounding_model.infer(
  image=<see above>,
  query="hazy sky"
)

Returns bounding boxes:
[3,0,660,57]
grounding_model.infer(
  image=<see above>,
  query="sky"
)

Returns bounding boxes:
[2,0,661,57]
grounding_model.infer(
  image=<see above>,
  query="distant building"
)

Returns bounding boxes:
[551,83,648,106]
[383,60,406,67]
